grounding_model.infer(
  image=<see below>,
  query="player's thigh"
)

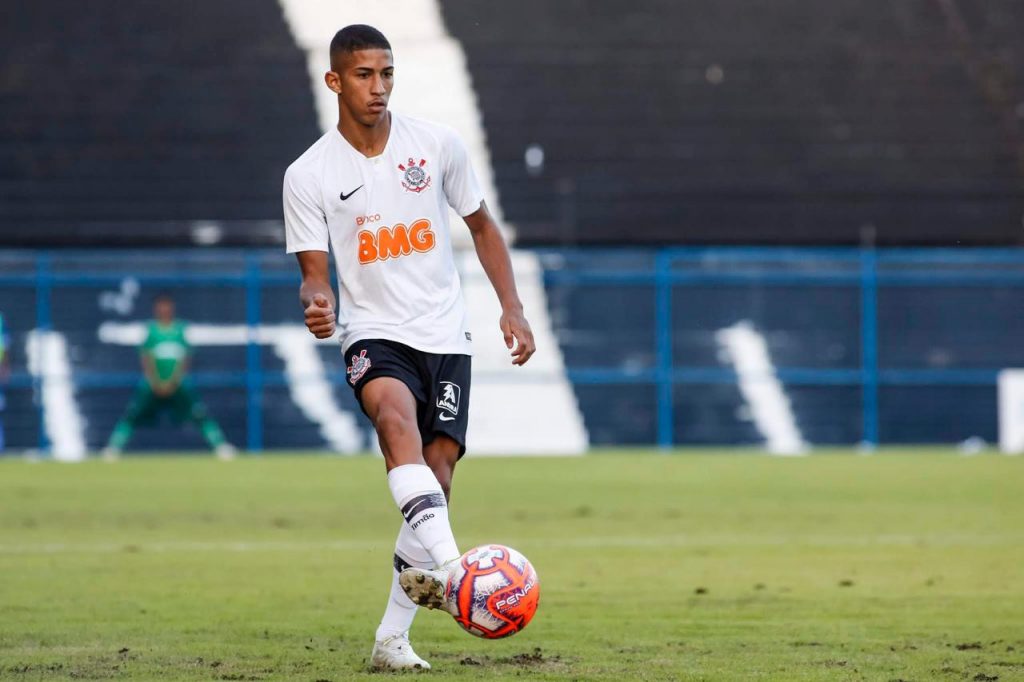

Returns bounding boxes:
[347,340,431,469]
[125,383,160,422]
[170,384,206,422]
[421,353,470,456]
[359,376,424,468]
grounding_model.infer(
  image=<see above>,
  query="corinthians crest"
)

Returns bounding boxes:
[347,349,372,385]
[398,157,431,193]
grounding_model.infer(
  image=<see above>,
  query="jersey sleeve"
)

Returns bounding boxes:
[441,129,485,217]
[139,323,156,356]
[283,164,329,253]
[178,322,192,355]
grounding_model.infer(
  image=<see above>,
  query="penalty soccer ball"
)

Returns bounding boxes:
[446,544,540,639]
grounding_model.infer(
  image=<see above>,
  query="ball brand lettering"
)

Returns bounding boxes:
[355,214,381,227]
[494,578,536,611]
[358,218,435,264]
[410,512,435,530]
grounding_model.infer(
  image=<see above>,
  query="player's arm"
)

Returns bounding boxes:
[463,201,536,366]
[140,353,165,394]
[162,356,189,394]
[296,251,336,339]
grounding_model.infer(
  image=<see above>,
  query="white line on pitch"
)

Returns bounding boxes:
[1,533,1021,555]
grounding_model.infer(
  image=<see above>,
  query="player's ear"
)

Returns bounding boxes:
[324,70,342,94]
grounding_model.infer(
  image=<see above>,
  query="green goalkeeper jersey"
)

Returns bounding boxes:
[141,321,190,382]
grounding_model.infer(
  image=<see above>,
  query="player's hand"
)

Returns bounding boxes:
[500,307,536,366]
[304,293,336,339]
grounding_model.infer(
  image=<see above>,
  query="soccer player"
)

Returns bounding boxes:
[283,25,536,671]
[101,293,236,460]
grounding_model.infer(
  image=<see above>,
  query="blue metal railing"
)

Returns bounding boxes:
[2,246,1023,450]
[539,246,1024,448]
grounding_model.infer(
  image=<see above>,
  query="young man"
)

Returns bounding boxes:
[283,25,535,671]
[102,293,236,460]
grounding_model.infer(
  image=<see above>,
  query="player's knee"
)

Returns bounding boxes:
[373,403,415,444]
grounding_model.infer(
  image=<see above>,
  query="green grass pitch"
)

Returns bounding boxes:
[1,449,1023,681]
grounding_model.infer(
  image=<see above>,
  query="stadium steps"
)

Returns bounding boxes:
[440,0,1024,245]
[0,0,319,244]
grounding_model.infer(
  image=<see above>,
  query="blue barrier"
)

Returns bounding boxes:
[1,247,1022,451]
[537,246,1024,447]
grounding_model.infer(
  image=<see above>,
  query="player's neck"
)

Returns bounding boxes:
[337,111,391,158]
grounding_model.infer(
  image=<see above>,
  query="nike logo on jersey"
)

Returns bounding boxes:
[438,413,456,422]
[340,185,363,201]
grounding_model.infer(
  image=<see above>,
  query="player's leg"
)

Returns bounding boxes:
[175,384,234,459]
[103,383,157,457]
[359,376,460,567]
[359,375,452,669]
[397,351,471,611]
[423,435,460,502]
[398,435,462,611]
[348,341,464,668]
[370,522,434,670]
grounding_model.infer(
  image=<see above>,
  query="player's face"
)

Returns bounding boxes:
[330,49,394,126]
[154,299,174,323]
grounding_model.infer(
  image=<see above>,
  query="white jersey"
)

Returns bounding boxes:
[283,112,484,355]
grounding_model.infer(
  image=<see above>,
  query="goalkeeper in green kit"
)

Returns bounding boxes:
[102,293,236,460]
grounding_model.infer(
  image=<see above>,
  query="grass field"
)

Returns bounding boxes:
[1,450,1022,681]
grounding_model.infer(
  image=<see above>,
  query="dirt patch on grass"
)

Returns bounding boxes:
[447,647,567,671]
[6,663,66,676]
[496,649,552,666]
[821,659,848,668]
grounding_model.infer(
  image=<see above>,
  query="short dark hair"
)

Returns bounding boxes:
[329,24,391,64]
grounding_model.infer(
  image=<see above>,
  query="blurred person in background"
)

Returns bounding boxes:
[101,293,236,460]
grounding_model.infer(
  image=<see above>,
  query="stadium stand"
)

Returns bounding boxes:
[0,0,319,246]
[1,1,1021,453]
[441,0,1024,245]
[4,1,1020,247]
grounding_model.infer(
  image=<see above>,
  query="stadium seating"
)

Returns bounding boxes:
[4,1,1021,246]
[441,0,1024,245]
[0,0,319,245]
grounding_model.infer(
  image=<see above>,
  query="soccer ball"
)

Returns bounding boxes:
[446,544,540,639]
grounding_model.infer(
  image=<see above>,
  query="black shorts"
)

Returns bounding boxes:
[344,339,471,457]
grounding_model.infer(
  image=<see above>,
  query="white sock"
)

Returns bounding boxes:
[375,523,432,642]
[387,464,460,567]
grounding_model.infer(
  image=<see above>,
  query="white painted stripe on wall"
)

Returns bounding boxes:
[270,328,363,453]
[25,330,87,461]
[716,321,808,455]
